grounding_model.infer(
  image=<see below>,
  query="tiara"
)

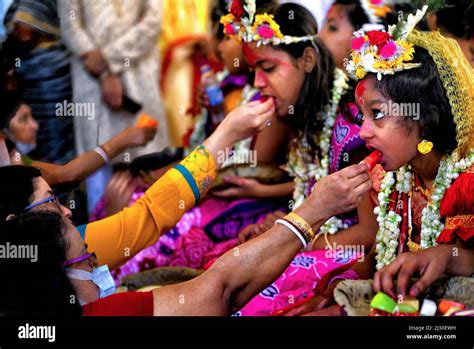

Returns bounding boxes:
[344,5,428,80]
[220,0,317,46]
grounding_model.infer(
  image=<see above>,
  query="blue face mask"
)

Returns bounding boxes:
[15,141,36,155]
[66,265,116,305]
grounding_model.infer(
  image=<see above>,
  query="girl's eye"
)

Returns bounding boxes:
[373,110,385,120]
[263,66,275,73]
[328,25,338,32]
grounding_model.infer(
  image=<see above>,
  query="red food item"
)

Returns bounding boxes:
[260,96,269,103]
[361,150,382,171]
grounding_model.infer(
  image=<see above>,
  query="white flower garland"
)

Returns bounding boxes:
[290,69,350,211]
[375,150,474,270]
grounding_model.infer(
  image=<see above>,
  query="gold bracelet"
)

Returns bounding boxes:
[285,212,315,242]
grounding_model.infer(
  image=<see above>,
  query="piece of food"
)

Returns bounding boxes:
[438,299,465,315]
[136,113,159,128]
[259,96,269,103]
[419,299,437,316]
[370,292,397,313]
[361,150,382,171]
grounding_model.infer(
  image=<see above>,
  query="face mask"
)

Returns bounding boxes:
[15,141,36,155]
[66,265,116,305]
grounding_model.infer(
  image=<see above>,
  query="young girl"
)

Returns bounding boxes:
[297,6,474,315]
[109,0,294,281]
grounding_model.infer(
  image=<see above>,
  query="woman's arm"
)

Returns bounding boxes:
[84,99,277,269]
[151,162,372,315]
[31,126,156,186]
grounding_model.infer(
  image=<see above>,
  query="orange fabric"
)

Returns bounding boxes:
[84,147,217,270]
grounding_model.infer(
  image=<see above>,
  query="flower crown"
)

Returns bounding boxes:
[345,5,428,80]
[360,0,393,24]
[220,0,316,46]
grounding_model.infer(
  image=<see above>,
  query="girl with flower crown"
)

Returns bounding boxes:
[290,7,474,315]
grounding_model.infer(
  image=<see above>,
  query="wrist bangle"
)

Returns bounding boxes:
[94,146,110,163]
[275,219,308,248]
[285,212,315,242]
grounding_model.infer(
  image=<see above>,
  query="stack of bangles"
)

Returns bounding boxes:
[275,212,316,248]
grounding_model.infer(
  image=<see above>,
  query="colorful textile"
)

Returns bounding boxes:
[234,249,362,316]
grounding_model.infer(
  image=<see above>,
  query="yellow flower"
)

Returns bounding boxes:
[353,54,362,65]
[356,66,367,79]
[220,14,235,25]
[252,13,284,39]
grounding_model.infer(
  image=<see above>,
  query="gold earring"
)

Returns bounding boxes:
[417,140,433,155]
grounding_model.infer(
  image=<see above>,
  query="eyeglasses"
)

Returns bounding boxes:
[24,195,61,211]
[62,252,98,268]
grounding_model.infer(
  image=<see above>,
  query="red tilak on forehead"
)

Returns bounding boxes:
[356,80,366,106]
[355,80,366,98]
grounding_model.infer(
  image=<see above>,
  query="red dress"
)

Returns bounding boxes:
[369,165,474,252]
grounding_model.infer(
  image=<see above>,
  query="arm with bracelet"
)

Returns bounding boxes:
[29,126,156,186]
[149,161,372,315]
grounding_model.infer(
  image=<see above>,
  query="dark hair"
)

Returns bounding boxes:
[0,165,42,223]
[436,0,473,39]
[373,47,457,155]
[0,211,80,317]
[268,3,336,149]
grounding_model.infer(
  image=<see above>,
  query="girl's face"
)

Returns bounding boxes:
[217,36,248,74]
[357,76,420,171]
[318,4,355,69]
[243,43,307,118]
[9,104,38,145]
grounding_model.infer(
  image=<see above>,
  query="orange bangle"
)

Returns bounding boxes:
[285,212,315,242]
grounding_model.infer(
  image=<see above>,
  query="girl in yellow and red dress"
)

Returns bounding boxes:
[294,5,474,315]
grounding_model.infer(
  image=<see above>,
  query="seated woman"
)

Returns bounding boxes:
[293,6,474,315]
[0,141,372,316]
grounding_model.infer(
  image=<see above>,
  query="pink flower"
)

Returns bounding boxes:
[258,24,274,39]
[225,24,236,35]
[352,36,366,50]
[380,41,398,58]
[371,0,383,5]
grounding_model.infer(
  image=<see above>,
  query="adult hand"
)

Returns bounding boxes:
[216,98,275,145]
[202,98,275,167]
[294,162,372,228]
[373,244,452,299]
[102,74,123,109]
[83,50,108,77]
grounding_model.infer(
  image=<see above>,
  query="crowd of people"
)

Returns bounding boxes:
[0,0,472,318]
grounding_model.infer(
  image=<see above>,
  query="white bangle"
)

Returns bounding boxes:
[275,219,308,248]
[94,146,110,163]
